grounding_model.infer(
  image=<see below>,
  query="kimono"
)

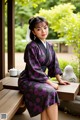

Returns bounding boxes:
[18,38,62,117]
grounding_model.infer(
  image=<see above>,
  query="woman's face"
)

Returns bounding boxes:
[32,22,48,41]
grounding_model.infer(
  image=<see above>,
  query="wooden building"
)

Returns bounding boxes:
[47,39,74,53]
[0,0,15,79]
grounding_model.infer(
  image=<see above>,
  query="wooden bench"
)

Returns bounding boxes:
[0,77,80,120]
[0,81,24,120]
[2,77,80,100]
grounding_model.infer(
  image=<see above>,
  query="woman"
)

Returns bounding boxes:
[18,16,69,120]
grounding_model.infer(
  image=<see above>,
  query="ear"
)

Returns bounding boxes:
[32,30,35,35]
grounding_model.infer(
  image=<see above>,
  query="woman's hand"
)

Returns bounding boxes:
[55,74,70,85]
[46,79,59,90]
[51,82,59,90]
[59,79,70,85]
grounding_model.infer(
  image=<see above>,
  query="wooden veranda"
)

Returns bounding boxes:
[0,0,15,79]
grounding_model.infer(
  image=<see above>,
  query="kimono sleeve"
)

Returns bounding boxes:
[24,45,48,82]
[48,46,62,77]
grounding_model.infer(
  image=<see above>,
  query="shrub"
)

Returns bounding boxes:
[15,24,28,52]
[5,24,28,52]
[15,40,27,52]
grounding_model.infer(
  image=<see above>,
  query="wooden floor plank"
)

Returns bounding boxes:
[2,77,18,90]
[0,89,23,120]
[0,89,10,99]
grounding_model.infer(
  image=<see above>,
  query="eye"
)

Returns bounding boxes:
[35,27,41,31]
[37,28,41,31]
[44,26,48,29]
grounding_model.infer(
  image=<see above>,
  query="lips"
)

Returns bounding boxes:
[42,34,46,36]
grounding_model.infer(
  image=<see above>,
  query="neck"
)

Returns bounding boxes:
[40,39,46,43]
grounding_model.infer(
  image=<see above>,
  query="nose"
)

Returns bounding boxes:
[42,28,45,33]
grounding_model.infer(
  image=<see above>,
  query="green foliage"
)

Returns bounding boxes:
[32,0,59,14]
[63,15,80,58]
[15,24,27,52]
[59,0,80,12]
[5,25,28,52]
[35,3,75,27]
[35,3,80,59]
[47,28,58,39]
[16,0,46,7]
[15,4,33,27]
[15,40,27,52]
[15,24,27,39]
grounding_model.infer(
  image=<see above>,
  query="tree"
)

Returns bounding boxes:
[15,4,33,27]
[35,3,80,79]
[14,0,48,27]
[32,0,59,14]
[59,0,80,12]
[16,0,46,7]
[14,0,80,38]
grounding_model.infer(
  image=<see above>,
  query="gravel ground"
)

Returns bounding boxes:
[5,52,78,73]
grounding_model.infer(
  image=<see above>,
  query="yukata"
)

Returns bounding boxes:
[18,38,62,117]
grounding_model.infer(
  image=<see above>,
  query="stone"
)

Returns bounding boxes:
[62,65,78,82]
[59,95,80,116]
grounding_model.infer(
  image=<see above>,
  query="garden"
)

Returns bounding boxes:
[4,0,80,118]
[5,0,80,81]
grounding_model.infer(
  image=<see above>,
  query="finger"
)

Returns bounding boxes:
[65,82,70,85]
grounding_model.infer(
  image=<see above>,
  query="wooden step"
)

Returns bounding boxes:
[0,81,3,91]
[0,89,23,120]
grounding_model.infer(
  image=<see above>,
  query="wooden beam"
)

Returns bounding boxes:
[7,0,15,70]
[0,0,5,79]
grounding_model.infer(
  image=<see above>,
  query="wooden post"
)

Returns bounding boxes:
[7,0,15,70]
[0,0,5,79]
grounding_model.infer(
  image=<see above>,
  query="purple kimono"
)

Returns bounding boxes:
[18,38,62,117]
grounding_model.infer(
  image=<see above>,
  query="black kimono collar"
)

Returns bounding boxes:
[35,38,47,49]
[35,38,50,66]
